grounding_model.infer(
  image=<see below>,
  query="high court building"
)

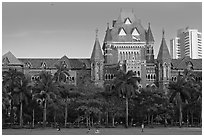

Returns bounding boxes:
[2,9,202,91]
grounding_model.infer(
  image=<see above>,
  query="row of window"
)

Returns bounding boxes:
[105,74,115,80]
[146,74,156,80]
[119,51,140,61]
[118,46,142,49]
[31,75,75,82]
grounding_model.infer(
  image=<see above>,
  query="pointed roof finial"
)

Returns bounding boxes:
[162,28,165,38]
[148,22,150,28]
[107,23,109,28]
[96,28,98,39]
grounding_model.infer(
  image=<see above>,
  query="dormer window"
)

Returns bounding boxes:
[118,27,126,36]
[25,62,32,68]
[62,60,67,68]
[2,57,10,65]
[124,18,131,25]
[41,62,47,69]
[132,28,140,36]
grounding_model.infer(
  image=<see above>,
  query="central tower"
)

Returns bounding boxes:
[102,9,156,88]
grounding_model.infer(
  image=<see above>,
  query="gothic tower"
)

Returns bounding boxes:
[146,23,154,63]
[91,29,104,87]
[157,29,171,91]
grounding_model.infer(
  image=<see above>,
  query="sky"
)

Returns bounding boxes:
[2,2,202,58]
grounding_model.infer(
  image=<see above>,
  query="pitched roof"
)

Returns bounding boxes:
[157,30,171,61]
[69,58,91,69]
[91,37,104,61]
[19,58,59,68]
[146,23,154,43]
[51,55,71,69]
[110,9,146,42]
[4,52,91,69]
[2,51,23,65]
[171,57,202,70]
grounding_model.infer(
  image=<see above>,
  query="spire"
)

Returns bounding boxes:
[157,29,171,61]
[91,29,104,62]
[103,23,112,50]
[95,28,99,39]
[162,28,165,38]
[146,22,154,43]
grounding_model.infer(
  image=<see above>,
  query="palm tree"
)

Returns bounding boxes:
[114,70,140,128]
[34,71,59,127]
[53,60,71,127]
[3,68,27,127]
[169,69,196,128]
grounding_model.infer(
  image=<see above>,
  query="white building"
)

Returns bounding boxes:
[170,37,180,59]
[170,28,202,59]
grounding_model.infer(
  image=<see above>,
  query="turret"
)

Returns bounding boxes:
[157,29,171,91]
[146,23,155,63]
[90,29,104,87]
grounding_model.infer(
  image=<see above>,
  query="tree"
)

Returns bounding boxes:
[169,69,196,127]
[33,71,59,127]
[113,70,140,128]
[2,68,28,127]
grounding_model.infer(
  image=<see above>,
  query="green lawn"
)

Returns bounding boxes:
[2,127,202,135]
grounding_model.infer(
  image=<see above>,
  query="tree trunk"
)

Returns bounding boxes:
[54,110,56,127]
[20,101,23,127]
[91,117,94,127]
[148,114,150,126]
[64,102,68,128]
[191,111,194,125]
[106,112,109,127]
[151,115,153,126]
[125,97,129,128]
[131,118,133,127]
[32,109,35,128]
[98,113,101,126]
[186,110,189,127]
[86,116,89,127]
[179,103,182,128]
[112,116,115,127]
[43,99,47,128]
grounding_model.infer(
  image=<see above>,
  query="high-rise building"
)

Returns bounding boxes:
[170,28,202,59]
[170,37,180,59]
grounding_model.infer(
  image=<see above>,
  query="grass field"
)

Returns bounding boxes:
[2,127,202,135]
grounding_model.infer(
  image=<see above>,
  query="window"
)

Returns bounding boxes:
[118,28,126,36]
[124,18,132,24]
[132,28,140,36]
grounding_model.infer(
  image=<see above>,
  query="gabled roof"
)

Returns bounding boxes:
[51,55,71,69]
[171,57,202,70]
[91,36,104,62]
[110,9,146,42]
[146,23,154,43]
[157,30,171,62]
[2,51,23,65]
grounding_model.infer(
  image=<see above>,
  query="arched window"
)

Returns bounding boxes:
[150,74,153,80]
[108,74,111,80]
[153,74,156,80]
[138,71,140,77]
[148,74,150,80]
